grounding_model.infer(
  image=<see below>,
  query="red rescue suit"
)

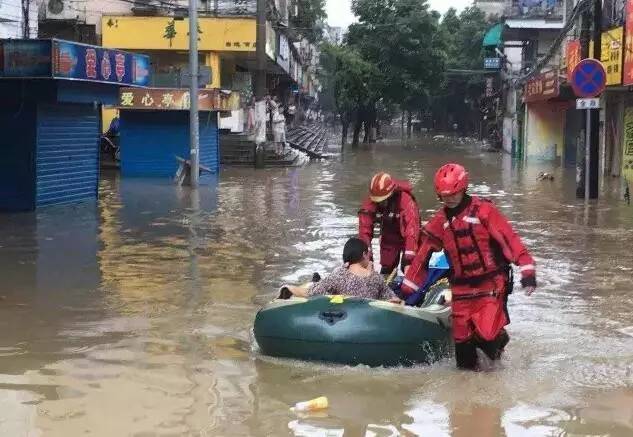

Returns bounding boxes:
[402,195,536,344]
[358,181,420,274]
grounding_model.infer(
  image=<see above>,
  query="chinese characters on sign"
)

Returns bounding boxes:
[566,40,581,83]
[623,0,633,86]
[576,98,600,110]
[483,57,502,69]
[118,88,241,111]
[52,40,150,86]
[523,70,559,103]
[0,39,151,86]
[600,27,623,86]
[623,106,633,179]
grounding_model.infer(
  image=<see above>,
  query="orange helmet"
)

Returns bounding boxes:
[434,163,469,196]
[370,172,397,203]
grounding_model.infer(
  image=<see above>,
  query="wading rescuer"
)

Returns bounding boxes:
[359,172,420,275]
[400,163,537,370]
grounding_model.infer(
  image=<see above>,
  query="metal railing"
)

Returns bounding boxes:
[131,0,257,16]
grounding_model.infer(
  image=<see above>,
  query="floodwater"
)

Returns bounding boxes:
[1,139,632,436]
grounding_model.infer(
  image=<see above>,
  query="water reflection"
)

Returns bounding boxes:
[1,140,633,436]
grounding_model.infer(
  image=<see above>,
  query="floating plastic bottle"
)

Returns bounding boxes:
[290,396,329,412]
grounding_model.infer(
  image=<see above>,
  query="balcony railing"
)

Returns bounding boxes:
[505,0,565,21]
[212,0,257,16]
[131,1,258,17]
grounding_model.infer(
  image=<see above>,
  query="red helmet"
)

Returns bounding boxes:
[369,172,396,202]
[434,163,469,196]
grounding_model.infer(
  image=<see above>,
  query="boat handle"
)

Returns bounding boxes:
[319,310,347,325]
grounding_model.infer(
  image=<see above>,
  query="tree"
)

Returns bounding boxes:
[346,0,446,137]
[319,43,383,146]
[431,7,493,135]
[292,0,327,43]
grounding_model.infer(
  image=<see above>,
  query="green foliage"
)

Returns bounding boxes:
[319,43,382,116]
[319,1,495,134]
[292,0,327,43]
[347,0,445,111]
[433,7,496,132]
[440,6,489,71]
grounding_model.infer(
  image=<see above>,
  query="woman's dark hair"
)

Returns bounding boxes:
[343,238,369,265]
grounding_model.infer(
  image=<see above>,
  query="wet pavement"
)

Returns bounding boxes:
[1,139,632,436]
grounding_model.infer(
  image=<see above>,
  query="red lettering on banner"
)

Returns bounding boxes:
[115,54,126,82]
[85,49,97,79]
[566,40,581,83]
[101,51,112,80]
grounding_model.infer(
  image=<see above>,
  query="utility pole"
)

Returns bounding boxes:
[588,0,602,199]
[254,0,267,168]
[189,0,200,186]
[22,0,30,38]
[576,0,601,199]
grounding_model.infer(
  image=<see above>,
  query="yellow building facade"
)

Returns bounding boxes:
[100,16,263,132]
[101,16,258,89]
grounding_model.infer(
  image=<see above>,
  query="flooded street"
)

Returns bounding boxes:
[1,140,633,436]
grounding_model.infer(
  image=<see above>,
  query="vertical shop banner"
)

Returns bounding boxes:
[566,40,581,83]
[624,0,633,85]
[601,27,623,86]
[623,107,633,179]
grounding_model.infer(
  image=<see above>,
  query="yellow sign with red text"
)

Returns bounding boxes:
[601,27,623,86]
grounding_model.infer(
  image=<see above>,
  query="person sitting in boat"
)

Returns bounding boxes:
[281,238,401,303]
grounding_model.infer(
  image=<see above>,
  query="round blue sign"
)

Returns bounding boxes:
[571,59,606,98]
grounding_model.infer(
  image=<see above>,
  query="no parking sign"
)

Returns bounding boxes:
[570,59,606,98]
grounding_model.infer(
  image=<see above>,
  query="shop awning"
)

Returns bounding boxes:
[483,23,504,47]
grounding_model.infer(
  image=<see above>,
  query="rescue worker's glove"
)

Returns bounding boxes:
[520,274,536,288]
[388,276,404,292]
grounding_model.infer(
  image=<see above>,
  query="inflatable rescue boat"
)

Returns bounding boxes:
[254,285,452,367]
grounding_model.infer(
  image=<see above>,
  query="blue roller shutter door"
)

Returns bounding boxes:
[36,103,99,207]
[199,112,219,174]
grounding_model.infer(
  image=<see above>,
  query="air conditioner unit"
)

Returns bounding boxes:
[131,0,160,16]
[45,0,79,20]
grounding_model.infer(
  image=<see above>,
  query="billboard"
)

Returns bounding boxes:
[118,88,241,111]
[523,70,559,103]
[0,39,150,86]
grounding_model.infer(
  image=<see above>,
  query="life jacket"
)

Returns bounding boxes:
[425,197,508,286]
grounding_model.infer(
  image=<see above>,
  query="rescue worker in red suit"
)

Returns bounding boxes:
[358,172,421,275]
[401,163,537,370]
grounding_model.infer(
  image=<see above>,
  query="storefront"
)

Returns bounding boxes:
[523,70,568,162]
[0,38,150,211]
[117,87,240,178]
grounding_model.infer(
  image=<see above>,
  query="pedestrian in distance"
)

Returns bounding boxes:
[358,172,421,276]
[400,163,536,371]
[272,104,287,155]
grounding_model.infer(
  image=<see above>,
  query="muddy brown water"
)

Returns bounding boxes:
[1,140,632,436]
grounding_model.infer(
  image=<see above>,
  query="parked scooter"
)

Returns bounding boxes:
[100,134,120,161]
